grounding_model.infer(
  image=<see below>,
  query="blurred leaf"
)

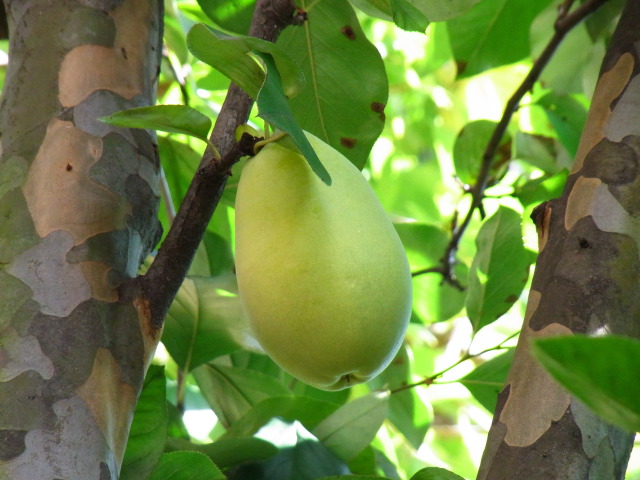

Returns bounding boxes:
[148,451,225,480]
[312,391,390,462]
[513,132,558,174]
[370,346,431,448]
[165,436,278,469]
[100,105,211,142]
[196,0,254,34]
[447,0,552,77]
[395,223,467,323]
[536,93,588,158]
[225,395,342,438]
[277,0,388,169]
[193,363,290,427]
[466,206,532,331]
[120,365,168,480]
[453,120,500,185]
[410,467,466,480]
[460,348,514,413]
[163,275,255,373]
[532,335,640,432]
[255,53,331,184]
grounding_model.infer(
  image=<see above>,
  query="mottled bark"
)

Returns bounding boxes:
[0,1,163,478]
[478,2,640,479]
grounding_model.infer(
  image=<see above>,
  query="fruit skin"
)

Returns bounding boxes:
[234,133,412,391]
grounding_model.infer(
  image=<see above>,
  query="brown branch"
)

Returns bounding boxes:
[137,0,297,329]
[436,0,609,286]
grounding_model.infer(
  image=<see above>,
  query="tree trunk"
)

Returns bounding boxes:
[478,2,640,478]
[0,1,163,478]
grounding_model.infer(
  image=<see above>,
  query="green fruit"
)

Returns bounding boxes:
[234,133,412,390]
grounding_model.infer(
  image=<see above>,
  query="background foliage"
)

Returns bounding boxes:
[5,0,637,478]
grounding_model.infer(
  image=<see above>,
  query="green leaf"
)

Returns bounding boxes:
[255,52,331,184]
[261,426,350,479]
[165,436,278,469]
[193,363,290,427]
[163,275,254,373]
[187,23,264,99]
[312,391,390,462]
[536,93,588,158]
[410,467,466,480]
[148,452,225,480]
[225,395,342,438]
[395,223,467,323]
[465,206,532,331]
[453,120,500,185]
[196,0,254,34]
[100,105,212,142]
[459,349,514,413]
[389,0,429,32]
[187,24,305,99]
[277,0,388,169]
[447,0,553,77]
[350,0,481,22]
[369,346,431,448]
[532,335,640,432]
[120,365,168,480]
[317,476,393,480]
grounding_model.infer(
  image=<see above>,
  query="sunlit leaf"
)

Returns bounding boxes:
[277,0,388,169]
[453,120,499,185]
[120,366,168,480]
[148,452,225,480]
[163,275,256,373]
[312,391,390,462]
[370,346,432,448]
[225,395,342,438]
[196,0,254,34]
[466,206,533,331]
[193,363,290,427]
[100,105,212,142]
[532,335,640,432]
[460,348,514,413]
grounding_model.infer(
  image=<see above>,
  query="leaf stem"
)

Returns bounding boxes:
[253,131,288,154]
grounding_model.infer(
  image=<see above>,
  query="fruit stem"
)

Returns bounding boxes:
[253,131,288,154]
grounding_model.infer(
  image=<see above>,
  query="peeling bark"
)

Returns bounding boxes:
[0,1,163,478]
[478,2,640,479]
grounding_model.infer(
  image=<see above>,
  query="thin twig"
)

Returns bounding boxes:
[137,0,297,329]
[390,331,519,394]
[434,0,609,287]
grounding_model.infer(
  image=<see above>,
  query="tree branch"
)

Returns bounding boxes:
[137,0,297,329]
[430,0,609,287]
